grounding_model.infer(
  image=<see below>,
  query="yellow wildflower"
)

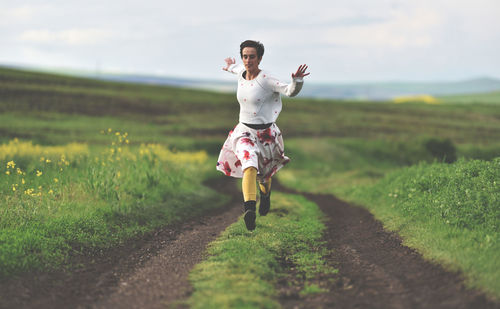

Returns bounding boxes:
[125,139,129,144]
[17,168,22,174]
[22,178,25,184]
[108,128,112,133]
[48,189,54,194]
[36,170,43,177]
[12,185,16,192]
[5,171,10,175]
[54,178,59,183]
[117,171,121,178]
[46,159,51,163]
[115,132,120,136]
[7,160,15,168]
[393,94,441,104]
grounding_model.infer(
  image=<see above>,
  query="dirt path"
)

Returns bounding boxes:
[274,182,499,309]
[0,177,242,309]
[1,178,498,309]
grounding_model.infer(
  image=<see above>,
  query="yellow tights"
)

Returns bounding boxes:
[242,167,272,201]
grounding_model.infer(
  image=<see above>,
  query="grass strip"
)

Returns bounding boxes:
[188,192,336,309]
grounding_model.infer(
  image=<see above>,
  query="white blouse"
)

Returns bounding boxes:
[227,63,304,124]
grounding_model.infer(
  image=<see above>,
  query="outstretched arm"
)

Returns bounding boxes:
[266,64,310,97]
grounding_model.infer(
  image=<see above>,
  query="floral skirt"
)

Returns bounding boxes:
[216,123,290,183]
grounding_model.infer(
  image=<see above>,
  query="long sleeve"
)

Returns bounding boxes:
[264,75,304,97]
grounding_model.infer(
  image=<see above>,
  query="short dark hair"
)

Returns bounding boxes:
[240,40,264,59]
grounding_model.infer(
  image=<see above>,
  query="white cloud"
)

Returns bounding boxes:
[249,5,441,50]
[0,5,38,24]
[19,28,115,45]
[1,0,499,82]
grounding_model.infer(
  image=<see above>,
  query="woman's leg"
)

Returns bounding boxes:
[242,167,257,230]
[242,167,257,202]
[258,178,272,216]
[259,178,272,195]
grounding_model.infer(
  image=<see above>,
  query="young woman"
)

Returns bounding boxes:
[216,40,309,230]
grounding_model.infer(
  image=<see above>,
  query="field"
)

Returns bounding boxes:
[0,66,499,307]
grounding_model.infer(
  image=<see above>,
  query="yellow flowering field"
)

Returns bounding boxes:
[0,130,222,276]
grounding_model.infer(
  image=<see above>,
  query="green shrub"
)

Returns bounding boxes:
[424,138,457,163]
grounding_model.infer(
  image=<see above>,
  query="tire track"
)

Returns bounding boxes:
[0,177,242,309]
[274,182,499,309]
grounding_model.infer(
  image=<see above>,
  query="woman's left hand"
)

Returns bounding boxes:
[292,64,310,78]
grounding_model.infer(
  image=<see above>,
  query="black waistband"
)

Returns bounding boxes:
[242,122,273,130]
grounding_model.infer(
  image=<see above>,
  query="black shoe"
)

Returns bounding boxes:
[259,190,271,216]
[243,201,256,231]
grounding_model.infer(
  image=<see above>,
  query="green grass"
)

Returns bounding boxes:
[438,91,500,104]
[187,192,336,308]
[344,158,500,299]
[0,134,226,277]
[3,66,500,148]
[1,65,500,299]
[280,144,500,299]
[278,134,500,299]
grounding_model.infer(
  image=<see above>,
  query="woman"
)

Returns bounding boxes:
[216,40,309,231]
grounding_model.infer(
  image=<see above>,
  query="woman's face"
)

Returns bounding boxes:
[241,47,261,72]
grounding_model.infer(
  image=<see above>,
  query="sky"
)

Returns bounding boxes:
[1,0,499,83]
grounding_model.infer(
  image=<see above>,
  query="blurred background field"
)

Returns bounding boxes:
[1,66,499,297]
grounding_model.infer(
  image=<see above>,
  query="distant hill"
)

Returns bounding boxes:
[301,78,500,100]
[90,73,500,101]
[2,64,500,100]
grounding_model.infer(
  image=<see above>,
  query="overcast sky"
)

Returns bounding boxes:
[1,0,499,83]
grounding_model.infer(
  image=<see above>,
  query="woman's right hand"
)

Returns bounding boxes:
[222,57,236,71]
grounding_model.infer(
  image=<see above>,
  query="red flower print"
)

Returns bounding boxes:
[241,138,255,147]
[257,128,274,145]
[243,150,251,160]
[235,160,242,167]
[223,161,232,176]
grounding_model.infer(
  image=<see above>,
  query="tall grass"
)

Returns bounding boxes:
[0,132,224,277]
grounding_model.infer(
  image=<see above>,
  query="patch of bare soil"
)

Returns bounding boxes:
[0,177,242,309]
[274,182,499,309]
